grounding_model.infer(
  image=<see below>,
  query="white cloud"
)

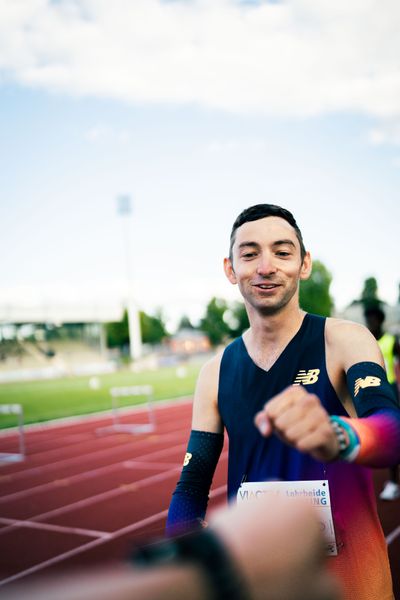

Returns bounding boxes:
[367,119,400,146]
[1,0,400,118]
[391,156,400,168]
[84,124,130,143]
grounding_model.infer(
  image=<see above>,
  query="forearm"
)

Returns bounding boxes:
[129,564,210,600]
[341,361,400,467]
[342,408,400,467]
[166,430,223,535]
[6,564,210,600]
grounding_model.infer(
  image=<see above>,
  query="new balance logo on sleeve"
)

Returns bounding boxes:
[354,376,381,396]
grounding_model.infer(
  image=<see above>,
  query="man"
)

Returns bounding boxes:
[166,204,400,600]
[364,305,400,500]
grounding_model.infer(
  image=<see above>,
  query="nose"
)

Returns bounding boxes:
[256,252,277,276]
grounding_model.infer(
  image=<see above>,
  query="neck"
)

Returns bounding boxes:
[246,301,305,342]
[243,303,306,371]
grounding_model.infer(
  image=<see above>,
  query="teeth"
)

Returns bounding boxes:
[259,284,275,289]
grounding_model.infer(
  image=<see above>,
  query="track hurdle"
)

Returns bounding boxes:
[97,385,156,435]
[0,404,25,464]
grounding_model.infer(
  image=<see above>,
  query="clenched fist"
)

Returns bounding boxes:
[254,385,341,462]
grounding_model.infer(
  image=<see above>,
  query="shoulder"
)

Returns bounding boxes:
[325,317,384,371]
[198,350,224,382]
[192,350,225,432]
[325,317,370,342]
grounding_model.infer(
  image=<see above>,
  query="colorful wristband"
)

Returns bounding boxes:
[330,416,361,462]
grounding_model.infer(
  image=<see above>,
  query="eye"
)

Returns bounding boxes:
[242,252,257,259]
[276,251,290,257]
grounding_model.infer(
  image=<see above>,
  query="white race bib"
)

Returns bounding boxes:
[237,479,338,556]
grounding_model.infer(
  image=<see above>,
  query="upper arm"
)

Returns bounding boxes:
[326,319,385,415]
[326,318,385,373]
[191,353,224,433]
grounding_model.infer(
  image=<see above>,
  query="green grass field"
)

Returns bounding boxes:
[0,361,203,429]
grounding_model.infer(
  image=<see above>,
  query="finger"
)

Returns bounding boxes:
[265,386,302,419]
[254,411,273,436]
[295,426,338,460]
[277,417,320,446]
[266,386,318,421]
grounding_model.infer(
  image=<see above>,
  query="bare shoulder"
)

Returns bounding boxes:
[191,350,224,433]
[325,317,384,370]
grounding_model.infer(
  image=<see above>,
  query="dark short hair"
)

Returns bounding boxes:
[364,305,385,323]
[229,204,306,261]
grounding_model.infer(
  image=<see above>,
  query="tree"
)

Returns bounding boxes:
[299,260,334,317]
[360,277,382,310]
[140,310,168,344]
[224,301,250,338]
[177,315,195,330]
[105,310,130,350]
[200,297,231,346]
[105,308,167,350]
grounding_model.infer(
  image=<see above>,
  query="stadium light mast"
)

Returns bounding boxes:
[117,195,142,361]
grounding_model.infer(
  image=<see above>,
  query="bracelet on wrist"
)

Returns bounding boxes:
[330,416,360,462]
[130,526,250,600]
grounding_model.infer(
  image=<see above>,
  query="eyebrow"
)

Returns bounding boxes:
[238,239,296,250]
[272,239,296,249]
[238,241,260,250]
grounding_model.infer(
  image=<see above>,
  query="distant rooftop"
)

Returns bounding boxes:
[0,303,123,324]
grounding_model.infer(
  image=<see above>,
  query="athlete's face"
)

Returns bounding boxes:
[224,216,311,315]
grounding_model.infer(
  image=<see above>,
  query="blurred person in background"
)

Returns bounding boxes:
[364,305,400,501]
[166,204,400,600]
[6,493,340,600]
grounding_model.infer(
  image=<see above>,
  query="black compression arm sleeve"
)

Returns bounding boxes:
[166,430,224,536]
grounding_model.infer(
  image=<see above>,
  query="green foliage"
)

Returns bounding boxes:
[360,277,383,310]
[105,310,130,349]
[299,260,334,317]
[349,276,384,311]
[224,301,250,338]
[177,315,195,330]
[140,310,168,344]
[105,309,167,350]
[200,297,231,346]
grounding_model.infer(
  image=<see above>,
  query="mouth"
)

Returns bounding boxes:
[253,283,281,291]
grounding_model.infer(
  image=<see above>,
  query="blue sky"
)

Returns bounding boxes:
[1,0,400,330]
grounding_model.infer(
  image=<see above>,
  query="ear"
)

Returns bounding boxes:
[224,257,237,285]
[299,251,312,281]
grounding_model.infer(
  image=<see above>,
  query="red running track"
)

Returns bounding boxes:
[0,398,399,597]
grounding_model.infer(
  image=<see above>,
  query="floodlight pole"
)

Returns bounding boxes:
[117,195,143,361]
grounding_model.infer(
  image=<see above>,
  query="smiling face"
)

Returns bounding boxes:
[224,216,311,316]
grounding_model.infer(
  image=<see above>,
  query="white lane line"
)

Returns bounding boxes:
[386,524,400,546]
[0,452,228,538]
[0,466,182,537]
[0,424,190,483]
[0,517,111,540]
[1,412,190,472]
[0,442,188,503]
[0,396,193,436]
[4,408,191,457]
[0,484,227,587]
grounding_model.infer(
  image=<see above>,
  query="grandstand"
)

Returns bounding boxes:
[0,303,121,383]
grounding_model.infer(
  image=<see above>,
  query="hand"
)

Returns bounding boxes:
[254,385,340,462]
[210,493,341,600]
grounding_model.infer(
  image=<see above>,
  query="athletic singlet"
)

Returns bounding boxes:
[218,313,393,600]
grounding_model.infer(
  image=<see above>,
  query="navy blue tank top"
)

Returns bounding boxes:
[218,313,348,498]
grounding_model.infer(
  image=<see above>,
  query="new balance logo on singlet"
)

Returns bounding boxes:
[293,369,320,385]
[354,376,381,396]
